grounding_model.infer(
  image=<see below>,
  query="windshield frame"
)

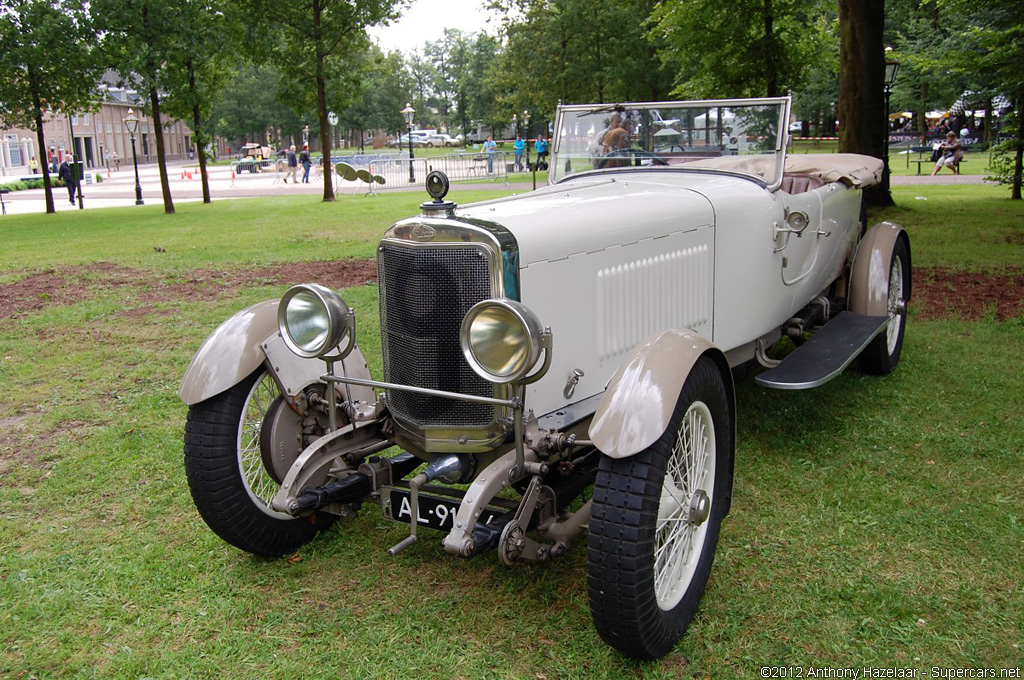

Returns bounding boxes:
[550,97,792,191]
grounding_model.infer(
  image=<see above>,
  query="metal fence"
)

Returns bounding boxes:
[226,150,519,193]
[333,151,513,194]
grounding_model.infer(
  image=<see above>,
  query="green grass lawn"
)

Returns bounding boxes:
[1,185,1021,678]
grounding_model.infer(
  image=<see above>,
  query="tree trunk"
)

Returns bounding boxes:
[1013,87,1023,201]
[313,0,334,202]
[149,86,175,214]
[838,0,892,207]
[189,61,211,204]
[27,64,55,214]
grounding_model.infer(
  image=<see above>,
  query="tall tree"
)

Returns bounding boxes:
[340,48,413,147]
[159,0,239,204]
[0,0,101,214]
[936,0,1024,199]
[245,0,401,201]
[211,64,306,146]
[650,0,828,98]
[838,0,891,207]
[92,0,182,214]
[493,0,673,124]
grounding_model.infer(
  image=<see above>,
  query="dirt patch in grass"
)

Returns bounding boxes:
[914,266,1024,321]
[0,260,379,319]
[2,260,1021,322]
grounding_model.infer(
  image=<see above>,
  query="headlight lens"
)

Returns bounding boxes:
[461,299,544,383]
[278,284,355,359]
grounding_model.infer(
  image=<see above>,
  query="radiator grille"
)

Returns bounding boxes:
[378,242,495,428]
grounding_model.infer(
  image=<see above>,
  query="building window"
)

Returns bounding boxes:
[6,135,23,166]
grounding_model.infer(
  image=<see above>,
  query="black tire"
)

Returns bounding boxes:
[860,237,910,375]
[587,356,732,659]
[184,368,326,557]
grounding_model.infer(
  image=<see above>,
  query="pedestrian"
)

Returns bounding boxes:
[534,136,549,168]
[931,131,963,176]
[50,148,58,174]
[104,150,111,172]
[299,144,312,183]
[28,156,38,174]
[513,134,525,172]
[113,151,120,171]
[59,153,78,204]
[483,136,497,173]
[286,145,298,184]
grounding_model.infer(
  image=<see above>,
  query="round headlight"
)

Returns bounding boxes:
[461,299,544,383]
[278,284,355,359]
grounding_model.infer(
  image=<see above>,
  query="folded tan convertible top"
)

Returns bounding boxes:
[687,153,884,188]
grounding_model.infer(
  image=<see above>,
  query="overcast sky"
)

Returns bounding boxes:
[367,0,501,54]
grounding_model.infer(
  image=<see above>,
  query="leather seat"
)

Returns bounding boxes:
[780,174,825,194]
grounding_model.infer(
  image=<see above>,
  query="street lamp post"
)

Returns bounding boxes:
[124,108,144,205]
[523,109,531,169]
[883,49,900,191]
[401,103,416,183]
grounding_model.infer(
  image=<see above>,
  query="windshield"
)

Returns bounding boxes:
[550,97,791,187]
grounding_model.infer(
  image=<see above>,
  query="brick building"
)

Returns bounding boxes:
[1,81,193,177]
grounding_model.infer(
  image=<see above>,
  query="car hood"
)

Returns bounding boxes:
[455,172,727,268]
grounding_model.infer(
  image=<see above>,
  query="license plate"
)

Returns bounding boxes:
[383,487,503,533]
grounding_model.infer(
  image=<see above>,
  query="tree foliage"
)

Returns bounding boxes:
[650,0,830,98]
[91,0,192,213]
[157,0,241,203]
[0,0,102,213]
[243,0,401,201]
[491,0,673,127]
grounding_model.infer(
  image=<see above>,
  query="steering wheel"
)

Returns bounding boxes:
[597,148,669,169]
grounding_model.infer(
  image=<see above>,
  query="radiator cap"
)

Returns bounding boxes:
[421,170,456,216]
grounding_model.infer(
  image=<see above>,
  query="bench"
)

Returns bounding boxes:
[912,157,967,175]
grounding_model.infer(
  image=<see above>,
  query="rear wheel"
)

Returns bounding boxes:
[587,357,732,659]
[860,238,910,375]
[184,368,329,556]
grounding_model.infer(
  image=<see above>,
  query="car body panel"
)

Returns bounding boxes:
[850,221,911,316]
[588,328,720,457]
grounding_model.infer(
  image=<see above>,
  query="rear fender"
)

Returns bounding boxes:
[589,329,734,459]
[178,300,373,406]
[849,221,911,316]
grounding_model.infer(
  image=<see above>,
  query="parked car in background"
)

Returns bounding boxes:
[181,96,910,660]
[387,133,430,148]
[423,132,461,147]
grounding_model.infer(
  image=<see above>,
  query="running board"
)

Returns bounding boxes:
[755,312,889,390]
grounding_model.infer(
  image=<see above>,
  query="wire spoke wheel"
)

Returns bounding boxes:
[184,368,329,557]
[588,356,732,659]
[654,401,715,610]
[885,252,905,355]
[236,373,290,518]
[861,238,911,376]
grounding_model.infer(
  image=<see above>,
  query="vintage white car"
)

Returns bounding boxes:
[180,97,910,659]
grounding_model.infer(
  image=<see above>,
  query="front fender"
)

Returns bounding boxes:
[588,329,731,458]
[178,300,373,406]
[849,221,911,316]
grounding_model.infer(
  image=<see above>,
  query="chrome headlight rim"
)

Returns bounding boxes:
[277,283,355,360]
[460,298,545,384]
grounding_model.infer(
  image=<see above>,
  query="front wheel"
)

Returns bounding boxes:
[587,356,732,659]
[860,238,910,375]
[184,368,329,556]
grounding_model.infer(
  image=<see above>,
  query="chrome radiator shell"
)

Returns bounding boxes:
[377,218,518,453]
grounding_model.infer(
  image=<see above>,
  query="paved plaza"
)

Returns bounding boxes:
[0,158,990,216]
